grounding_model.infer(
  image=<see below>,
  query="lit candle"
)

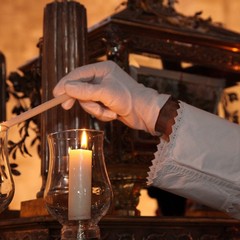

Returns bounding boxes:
[68,130,92,220]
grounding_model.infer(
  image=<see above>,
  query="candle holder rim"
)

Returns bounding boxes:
[47,128,104,137]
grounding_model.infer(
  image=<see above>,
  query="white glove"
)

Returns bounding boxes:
[53,61,170,135]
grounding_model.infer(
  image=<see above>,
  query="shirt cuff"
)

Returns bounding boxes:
[147,101,240,218]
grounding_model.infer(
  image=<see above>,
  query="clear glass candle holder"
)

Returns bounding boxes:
[0,125,15,214]
[44,129,113,240]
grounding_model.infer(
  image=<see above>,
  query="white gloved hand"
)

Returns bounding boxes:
[53,61,170,135]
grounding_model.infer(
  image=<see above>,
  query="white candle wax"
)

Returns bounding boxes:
[68,148,92,220]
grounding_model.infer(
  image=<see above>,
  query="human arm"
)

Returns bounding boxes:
[54,60,240,219]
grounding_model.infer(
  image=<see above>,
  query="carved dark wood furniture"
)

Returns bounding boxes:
[1,216,240,240]
[88,0,240,74]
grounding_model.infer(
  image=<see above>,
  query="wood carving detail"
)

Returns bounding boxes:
[130,35,240,71]
[0,229,49,240]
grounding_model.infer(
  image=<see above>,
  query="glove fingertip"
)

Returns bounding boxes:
[61,99,75,110]
[102,110,117,121]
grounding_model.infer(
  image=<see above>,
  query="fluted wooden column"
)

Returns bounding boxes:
[38,0,89,197]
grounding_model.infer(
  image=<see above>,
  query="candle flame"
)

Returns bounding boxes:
[81,130,88,149]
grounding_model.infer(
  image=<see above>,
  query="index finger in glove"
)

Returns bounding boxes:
[64,81,106,102]
[53,61,115,97]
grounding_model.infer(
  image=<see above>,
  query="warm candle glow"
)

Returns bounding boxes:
[81,130,88,149]
[68,130,92,220]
